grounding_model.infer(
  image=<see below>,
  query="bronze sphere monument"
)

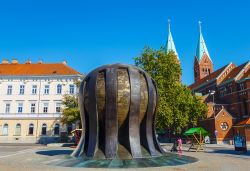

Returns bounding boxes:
[72,64,164,159]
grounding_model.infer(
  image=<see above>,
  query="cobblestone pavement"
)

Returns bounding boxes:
[0,143,249,171]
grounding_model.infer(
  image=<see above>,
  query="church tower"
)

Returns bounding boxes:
[166,19,179,61]
[194,21,213,82]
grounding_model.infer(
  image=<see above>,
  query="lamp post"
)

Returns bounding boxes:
[209,90,216,117]
[209,90,216,143]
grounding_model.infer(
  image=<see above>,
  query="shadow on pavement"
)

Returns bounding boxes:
[36,150,73,156]
[62,143,75,147]
[208,149,250,156]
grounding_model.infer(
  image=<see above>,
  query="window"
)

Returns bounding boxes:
[220,122,228,131]
[5,103,10,113]
[57,84,62,94]
[240,83,245,90]
[44,85,50,94]
[55,102,61,113]
[69,85,75,94]
[15,123,21,136]
[3,124,8,135]
[43,103,49,113]
[243,99,248,116]
[7,85,12,95]
[28,123,34,135]
[30,103,36,113]
[41,123,47,135]
[32,85,37,94]
[19,85,25,95]
[54,123,60,135]
[17,103,23,113]
[220,87,227,96]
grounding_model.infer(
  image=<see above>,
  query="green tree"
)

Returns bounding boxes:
[61,79,82,126]
[61,95,80,126]
[135,47,207,135]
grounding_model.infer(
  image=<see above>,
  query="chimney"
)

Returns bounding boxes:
[12,59,18,64]
[2,59,9,64]
[38,60,43,64]
[25,59,32,64]
[62,60,67,65]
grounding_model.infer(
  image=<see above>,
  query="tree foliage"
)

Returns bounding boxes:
[61,94,81,125]
[61,79,82,126]
[135,47,207,134]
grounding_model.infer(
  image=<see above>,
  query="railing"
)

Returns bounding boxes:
[0,113,62,118]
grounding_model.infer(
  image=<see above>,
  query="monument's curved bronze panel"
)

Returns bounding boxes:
[72,64,164,159]
[144,73,157,156]
[105,68,118,158]
[128,67,142,158]
[117,69,130,127]
[152,79,165,153]
[86,72,98,157]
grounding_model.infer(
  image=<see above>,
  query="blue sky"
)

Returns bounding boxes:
[0,0,249,85]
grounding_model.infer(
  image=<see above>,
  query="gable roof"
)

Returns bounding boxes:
[235,61,250,81]
[215,107,234,119]
[242,69,250,79]
[0,63,81,76]
[220,62,248,84]
[189,64,229,90]
[235,118,250,126]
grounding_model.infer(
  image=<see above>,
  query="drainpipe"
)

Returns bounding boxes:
[35,78,42,142]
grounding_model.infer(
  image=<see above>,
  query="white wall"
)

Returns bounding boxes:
[0,75,81,116]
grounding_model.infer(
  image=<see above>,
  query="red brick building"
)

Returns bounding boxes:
[189,24,250,143]
[199,103,235,143]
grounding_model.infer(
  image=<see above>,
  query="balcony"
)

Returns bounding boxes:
[0,113,62,119]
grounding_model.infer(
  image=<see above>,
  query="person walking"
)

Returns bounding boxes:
[170,139,178,152]
[177,137,183,155]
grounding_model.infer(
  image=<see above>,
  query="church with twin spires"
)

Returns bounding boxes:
[166,21,250,144]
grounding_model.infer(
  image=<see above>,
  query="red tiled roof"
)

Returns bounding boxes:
[236,118,250,126]
[221,62,247,83]
[0,63,80,76]
[189,64,228,90]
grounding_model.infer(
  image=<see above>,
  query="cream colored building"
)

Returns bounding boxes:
[0,59,82,143]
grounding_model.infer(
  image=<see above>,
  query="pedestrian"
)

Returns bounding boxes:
[170,139,178,152]
[177,137,183,155]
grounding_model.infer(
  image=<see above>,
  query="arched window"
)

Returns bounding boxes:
[28,123,34,135]
[15,123,21,136]
[67,124,73,134]
[3,124,8,135]
[54,123,60,135]
[57,84,62,94]
[41,123,47,135]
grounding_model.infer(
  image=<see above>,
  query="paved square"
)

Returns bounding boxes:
[0,143,249,171]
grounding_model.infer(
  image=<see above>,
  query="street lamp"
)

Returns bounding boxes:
[209,90,216,103]
[209,90,217,144]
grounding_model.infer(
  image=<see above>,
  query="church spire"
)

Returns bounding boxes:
[166,19,179,60]
[193,21,214,82]
[196,21,212,63]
